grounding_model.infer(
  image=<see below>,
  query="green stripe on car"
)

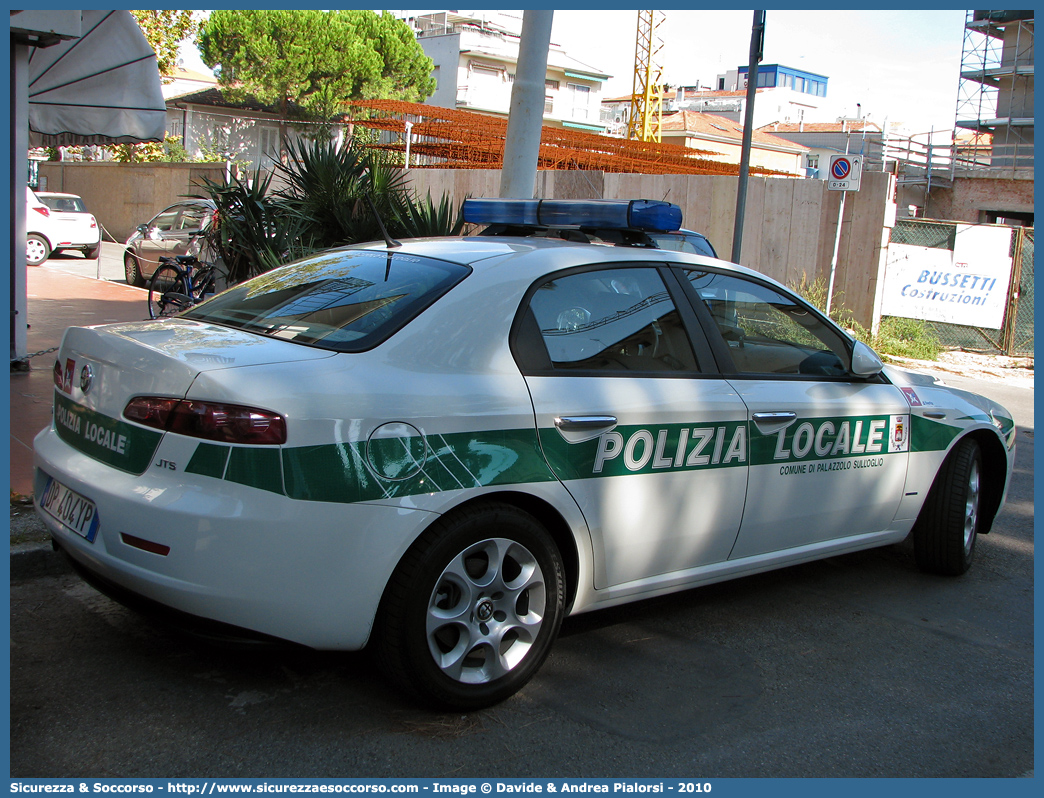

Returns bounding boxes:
[53,392,162,474]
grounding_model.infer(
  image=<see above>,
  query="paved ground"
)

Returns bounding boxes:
[11,244,147,502]
[10,412,1034,776]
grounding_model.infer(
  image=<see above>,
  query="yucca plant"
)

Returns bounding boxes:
[389,190,466,239]
[194,168,317,284]
[193,137,468,286]
[274,137,414,247]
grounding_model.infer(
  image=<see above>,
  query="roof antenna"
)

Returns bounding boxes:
[365,192,401,249]
[360,167,401,249]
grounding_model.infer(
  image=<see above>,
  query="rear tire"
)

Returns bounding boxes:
[83,244,100,259]
[27,234,50,266]
[124,253,145,287]
[913,438,982,576]
[375,502,565,710]
[148,264,190,319]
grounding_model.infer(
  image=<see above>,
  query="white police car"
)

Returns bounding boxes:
[34,199,1016,709]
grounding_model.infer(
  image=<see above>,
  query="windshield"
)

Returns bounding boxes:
[648,232,717,258]
[182,249,470,352]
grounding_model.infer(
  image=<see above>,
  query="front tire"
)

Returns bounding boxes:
[148,264,190,319]
[27,234,50,266]
[376,502,565,710]
[913,438,982,575]
[124,253,145,287]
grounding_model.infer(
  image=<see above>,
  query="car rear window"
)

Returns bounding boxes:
[182,249,470,352]
[39,196,87,213]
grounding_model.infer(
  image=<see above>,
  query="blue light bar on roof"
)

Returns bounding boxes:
[461,198,682,232]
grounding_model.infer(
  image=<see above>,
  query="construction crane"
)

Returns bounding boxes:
[627,10,666,142]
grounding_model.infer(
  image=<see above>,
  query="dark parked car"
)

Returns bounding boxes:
[123,199,216,287]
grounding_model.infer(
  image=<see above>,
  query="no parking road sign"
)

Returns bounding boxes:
[827,154,862,191]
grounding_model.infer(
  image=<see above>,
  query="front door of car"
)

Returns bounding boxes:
[136,205,180,278]
[515,264,749,590]
[680,269,911,559]
[168,204,209,259]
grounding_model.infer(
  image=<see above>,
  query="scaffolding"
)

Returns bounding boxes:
[954,10,1034,174]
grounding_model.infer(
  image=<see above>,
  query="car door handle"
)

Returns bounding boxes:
[555,415,618,432]
[922,410,947,419]
[752,412,797,423]
[751,411,797,434]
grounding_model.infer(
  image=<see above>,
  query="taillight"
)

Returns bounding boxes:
[89,216,97,229]
[32,205,50,218]
[123,397,287,445]
[123,397,179,427]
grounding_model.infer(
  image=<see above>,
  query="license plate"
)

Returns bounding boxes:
[39,475,99,542]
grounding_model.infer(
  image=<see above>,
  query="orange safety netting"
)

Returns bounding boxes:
[350,99,788,177]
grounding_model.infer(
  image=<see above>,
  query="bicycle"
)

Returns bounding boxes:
[147,254,221,319]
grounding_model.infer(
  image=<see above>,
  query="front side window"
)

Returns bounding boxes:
[685,270,851,377]
[177,206,208,232]
[524,267,699,374]
[149,209,179,232]
[182,250,470,352]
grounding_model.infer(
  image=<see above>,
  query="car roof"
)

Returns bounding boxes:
[34,191,84,199]
[155,198,215,211]
[348,235,770,286]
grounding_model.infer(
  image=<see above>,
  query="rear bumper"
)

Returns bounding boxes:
[54,539,291,647]
[34,228,101,249]
[34,427,437,650]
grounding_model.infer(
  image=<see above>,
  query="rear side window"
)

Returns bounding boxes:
[182,250,470,352]
[39,196,87,213]
[523,266,700,374]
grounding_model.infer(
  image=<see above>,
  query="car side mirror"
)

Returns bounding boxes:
[136,224,149,235]
[851,341,884,377]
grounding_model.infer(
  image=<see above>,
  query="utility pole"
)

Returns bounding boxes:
[500,10,554,199]
[731,10,765,264]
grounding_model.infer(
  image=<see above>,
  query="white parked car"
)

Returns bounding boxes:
[26,187,101,265]
[33,199,1016,709]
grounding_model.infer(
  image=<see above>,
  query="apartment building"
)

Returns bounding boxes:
[407,11,609,132]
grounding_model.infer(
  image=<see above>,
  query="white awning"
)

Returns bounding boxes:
[27,10,166,146]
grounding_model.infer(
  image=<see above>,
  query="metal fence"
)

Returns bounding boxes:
[887,220,1034,356]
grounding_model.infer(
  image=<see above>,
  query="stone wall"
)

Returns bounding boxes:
[37,162,226,242]
[406,168,897,328]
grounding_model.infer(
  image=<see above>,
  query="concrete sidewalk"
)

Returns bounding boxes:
[10,262,149,500]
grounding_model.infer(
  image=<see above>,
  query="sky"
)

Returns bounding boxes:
[548,8,968,135]
[180,8,969,136]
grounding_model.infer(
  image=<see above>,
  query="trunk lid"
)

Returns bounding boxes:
[52,319,334,473]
